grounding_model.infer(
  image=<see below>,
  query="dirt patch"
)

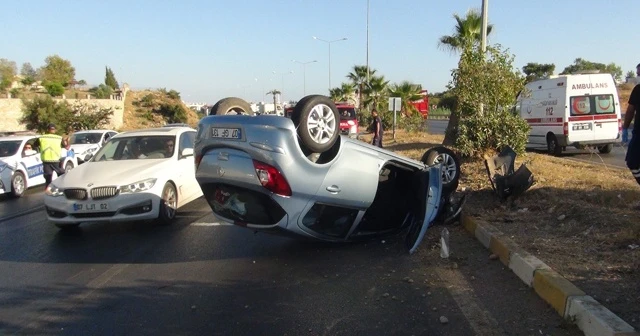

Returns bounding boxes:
[362,129,640,330]
[121,90,200,131]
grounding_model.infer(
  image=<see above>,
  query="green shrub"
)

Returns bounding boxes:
[455,109,530,157]
[44,81,65,97]
[155,103,188,123]
[20,95,114,133]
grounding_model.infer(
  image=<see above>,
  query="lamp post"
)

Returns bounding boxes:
[479,0,489,115]
[312,36,347,90]
[366,0,370,84]
[292,59,317,96]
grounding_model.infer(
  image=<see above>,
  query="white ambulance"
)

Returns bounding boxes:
[514,72,622,156]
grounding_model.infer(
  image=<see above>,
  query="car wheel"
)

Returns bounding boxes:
[421,146,461,192]
[158,182,178,225]
[10,171,26,198]
[290,95,340,153]
[598,144,613,154]
[546,134,562,156]
[64,161,74,172]
[210,97,254,116]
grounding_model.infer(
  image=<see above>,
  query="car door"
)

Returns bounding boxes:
[405,165,443,254]
[21,138,45,187]
[176,131,198,203]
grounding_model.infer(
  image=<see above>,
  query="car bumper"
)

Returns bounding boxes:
[44,192,162,223]
[0,171,11,194]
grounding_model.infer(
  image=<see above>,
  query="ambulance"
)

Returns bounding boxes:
[514,72,622,156]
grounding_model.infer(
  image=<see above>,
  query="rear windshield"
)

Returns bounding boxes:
[338,107,356,120]
[569,94,616,116]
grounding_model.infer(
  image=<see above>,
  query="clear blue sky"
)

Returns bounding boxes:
[1,0,638,104]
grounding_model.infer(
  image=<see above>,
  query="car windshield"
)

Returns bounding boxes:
[70,133,102,144]
[338,107,356,120]
[91,135,176,161]
[0,140,21,157]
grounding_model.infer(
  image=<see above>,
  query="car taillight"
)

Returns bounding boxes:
[618,118,622,133]
[563,122,568,136]
[347,120,355,126]
[252,160,292,197]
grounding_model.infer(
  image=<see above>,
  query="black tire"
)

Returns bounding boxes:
[290,95,340,153]
[10,171,26,198]
[421,146,461,192]
[546,134,562,156]
[598,144,613,154]
[210,97,254,116]
[157,182,178,225]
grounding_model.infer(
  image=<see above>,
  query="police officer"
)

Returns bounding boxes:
[38,123,67,190]
[623,63,640,186]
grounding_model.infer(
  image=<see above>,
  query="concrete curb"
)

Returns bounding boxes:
[460,212,639,336]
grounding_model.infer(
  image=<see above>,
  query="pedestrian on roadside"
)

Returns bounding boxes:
[622,63,640,186]
[369,108,384,148]
[38,123,67,190]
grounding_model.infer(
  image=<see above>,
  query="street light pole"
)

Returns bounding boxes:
[313,36,348,90]
[479,0,488,115]
[292,60,317,96]
[366,0,370,84]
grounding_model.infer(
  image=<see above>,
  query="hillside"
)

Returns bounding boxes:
[619,82,634,112]
[121,89,200,131]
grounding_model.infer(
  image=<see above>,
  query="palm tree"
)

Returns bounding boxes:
[388,81,423,116]
[266,89,281,114]
[363,75,389,111]
[347,65,376,111]
[438,8,494,54]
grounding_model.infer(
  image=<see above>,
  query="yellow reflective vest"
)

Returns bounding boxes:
[39,134,63,162]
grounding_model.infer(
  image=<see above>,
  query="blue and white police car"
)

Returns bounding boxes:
[0,135,78,197]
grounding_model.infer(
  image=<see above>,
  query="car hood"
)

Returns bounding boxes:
[55,159,170,188]
[70,143,99,153]
[0,157,19,169]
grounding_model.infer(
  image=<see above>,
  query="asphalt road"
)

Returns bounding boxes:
[0,197,581,335]
[427,120,628,169]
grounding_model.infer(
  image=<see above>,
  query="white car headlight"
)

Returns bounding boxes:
[45,184,65,197]
[81,147,98,156]
[119,178,157,193]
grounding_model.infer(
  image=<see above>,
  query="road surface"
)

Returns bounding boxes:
[0,197,581,335]
[427,120,628,169]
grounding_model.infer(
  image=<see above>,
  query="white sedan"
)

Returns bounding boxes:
[0,135,79,197]
[43,127,203,229]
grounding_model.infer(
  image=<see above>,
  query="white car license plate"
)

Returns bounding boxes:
[212,128,241,139]
[73,203,108,212]
[572,123,592,131]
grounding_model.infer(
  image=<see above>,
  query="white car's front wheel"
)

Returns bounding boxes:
[10,172,26,198]
[158,182,177,225]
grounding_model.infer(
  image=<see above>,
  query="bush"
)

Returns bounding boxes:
[155,103,188,123]
[44,81,64,97]
[167,89,180,100]
[397,112,426,133]
[455,110,530,157]
[21,95,114,133]
[89,84,113,99]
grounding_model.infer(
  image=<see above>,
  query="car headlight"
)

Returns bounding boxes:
[81,147,98,156]
[45,184,65,197]
[119,178,157,193]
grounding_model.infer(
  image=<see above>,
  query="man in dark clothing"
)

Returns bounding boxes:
[622,63,640,186]
[370,109,383,148]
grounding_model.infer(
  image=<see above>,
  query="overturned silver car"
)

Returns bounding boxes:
[194,95,465,254]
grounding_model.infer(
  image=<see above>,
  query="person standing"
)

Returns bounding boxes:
[369,109,384,148]
[38,123,67,190]
[622,63,640,186]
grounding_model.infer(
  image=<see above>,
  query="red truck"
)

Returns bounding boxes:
[411,90,430,119]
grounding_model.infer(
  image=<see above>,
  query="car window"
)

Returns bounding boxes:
[338,107,357,120]
[179,131,195,152]
[0,140,21,157]
[71,133,102,144]
[92,135,177,161]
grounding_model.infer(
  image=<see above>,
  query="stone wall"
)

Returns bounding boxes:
[0,96,125,132]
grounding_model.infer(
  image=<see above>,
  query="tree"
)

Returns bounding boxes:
[44,81,65,97]
[444,43,530,156]
[347,65,376,111]
[89,84,114,99]
[626,70,635,79]
[21,96,114,133]
[104,66,119,89]
[41,55,76,87]
[0,58,17,92]
[559,58,623,82]
[329,83,356,103]
[20,62,38,86]
[388,81,423,116]
[77,79,87,86]
[522,62,555,83]
[363,75,390,111]
[438,8,494,54]
[266,89,281,113]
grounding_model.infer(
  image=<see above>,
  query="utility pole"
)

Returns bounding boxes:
[479,0,488,116]
[366,0,370,84]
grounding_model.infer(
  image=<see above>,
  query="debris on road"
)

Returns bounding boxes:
[484,146,535,200]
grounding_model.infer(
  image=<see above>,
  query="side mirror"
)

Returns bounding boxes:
[181,148,194,158]
[23,149,37,156]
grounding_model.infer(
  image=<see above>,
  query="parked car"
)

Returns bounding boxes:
[195,95,465,254]
[285,102,359,139]
[69,130,118,164]
[0,135,79,197]
[44,126,202,230]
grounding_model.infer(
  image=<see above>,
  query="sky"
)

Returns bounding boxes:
[1,0,638,104]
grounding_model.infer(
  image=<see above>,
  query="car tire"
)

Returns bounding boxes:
[546,134,562,156]
[290,95,340,154]
[597,144,613,154]
[157,182,178,225]
[421,146,461,192]
[210,97,254,116]
[55,223,80,230]
[10,171,26,198]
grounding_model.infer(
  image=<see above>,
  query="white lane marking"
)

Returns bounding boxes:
[191,222,234,226]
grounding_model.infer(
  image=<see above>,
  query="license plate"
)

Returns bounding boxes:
[572,123,592,131]
[73,203,108,212]
[212,128,241,139]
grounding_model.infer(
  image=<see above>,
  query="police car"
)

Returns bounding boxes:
[0,135,79,197]
[68,130,118,164]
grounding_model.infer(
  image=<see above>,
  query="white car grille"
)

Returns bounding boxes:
[90,186,119,200]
